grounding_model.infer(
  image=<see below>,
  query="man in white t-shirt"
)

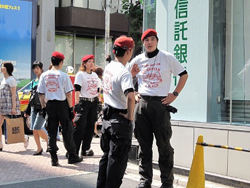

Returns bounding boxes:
[96,36,135,188]
[127,29,188,188]
[37,51,83,166]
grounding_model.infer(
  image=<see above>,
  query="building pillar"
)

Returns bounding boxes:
[36,0,55,70]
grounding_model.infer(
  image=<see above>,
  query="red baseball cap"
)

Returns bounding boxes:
[52,51,65,60]
[114,36,135,50]
[82,55,94,62]
[141,29,158,41]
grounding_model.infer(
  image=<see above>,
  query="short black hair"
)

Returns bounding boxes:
[32,61,43,70]
[113,46,126,57]
[51,57,63,66]
[2,62,14,76]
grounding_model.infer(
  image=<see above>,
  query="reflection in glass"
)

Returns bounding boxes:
[210,0,250,125]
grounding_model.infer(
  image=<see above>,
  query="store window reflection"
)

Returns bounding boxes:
[210,0,250,125]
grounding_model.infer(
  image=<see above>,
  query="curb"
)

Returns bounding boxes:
[127,143,241,188]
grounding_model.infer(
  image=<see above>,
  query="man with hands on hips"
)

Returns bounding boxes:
[127,29,188,188]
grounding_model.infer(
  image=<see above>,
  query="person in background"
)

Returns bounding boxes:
[25,61,48,155]
[128,29,188,188]
[96,36,135,188]
[93,66,104,138]
[105,55,112,63]
[73,55,100,157]
[37,51,83,166]
[41,63,62,142]
[0,62,29,151]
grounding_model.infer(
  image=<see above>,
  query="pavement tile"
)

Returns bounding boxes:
[0,134,237,188]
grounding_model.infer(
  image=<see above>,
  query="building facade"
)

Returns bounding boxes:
[145,0,250,182]
[53,0,130,73]
[0,0,132,84]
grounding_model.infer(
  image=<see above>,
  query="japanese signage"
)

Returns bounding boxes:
[173,0,188,85]
[0,3,21,10]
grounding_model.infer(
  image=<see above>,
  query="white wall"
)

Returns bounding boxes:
[156,0,210,122]
[169,122,250,182]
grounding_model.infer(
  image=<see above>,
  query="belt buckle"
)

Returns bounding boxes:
[90,98,94,102]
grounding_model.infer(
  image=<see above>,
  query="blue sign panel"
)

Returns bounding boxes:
[0,0,33,88]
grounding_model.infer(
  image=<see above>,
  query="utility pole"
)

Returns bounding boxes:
[105,0,111,65]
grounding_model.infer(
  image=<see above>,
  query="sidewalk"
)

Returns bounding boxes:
[0,134,232,188]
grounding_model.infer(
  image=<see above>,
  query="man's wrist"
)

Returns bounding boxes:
[173,91,179,97]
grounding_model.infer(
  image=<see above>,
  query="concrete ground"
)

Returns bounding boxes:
[0,133,234,188]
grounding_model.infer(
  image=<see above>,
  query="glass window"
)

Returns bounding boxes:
[89,0,102,10]
[73,0,88,8]
[55,34,109,73]
[55,35,74,73]
[143,0,156,30]
[209,0,250,125]
[75,37,94,71]
[61,0,71,7]
[95,38,108,68]
[55,0,59,7]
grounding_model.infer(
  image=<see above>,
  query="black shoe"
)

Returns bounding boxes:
[160,185,173,188]
[82,149,94,156]
[52,160,59,166]
[51,153,59,166]
[136,182,151,188]
[33,148,43,156]
[68,156,83,164]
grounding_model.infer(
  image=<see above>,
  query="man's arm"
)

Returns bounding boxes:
[162,74,188,106]
[173,74,188,95]
[39,94,46,108]
[66,92,73,108]
[126,92,135,120]
[120,91,135,121]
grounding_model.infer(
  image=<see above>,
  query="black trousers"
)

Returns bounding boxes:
[46,100,77,157]
[134,98,174,187]
[73,99,98,155]
[97,114,132,188]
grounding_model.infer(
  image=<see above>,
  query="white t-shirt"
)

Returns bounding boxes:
[1,76,17,87]
[127,50,185,96]
[103,60,134,109]
[74,71,100,98]
[37,69,73,101]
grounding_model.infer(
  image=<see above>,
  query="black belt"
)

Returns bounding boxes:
[140,95,166,101]
[112,108,127,114]
[80,97,98,102]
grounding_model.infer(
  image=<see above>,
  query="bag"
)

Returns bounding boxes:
[30,82,42,111]
[4,115,25,144]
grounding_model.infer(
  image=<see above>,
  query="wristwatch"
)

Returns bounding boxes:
[173,91,179,97]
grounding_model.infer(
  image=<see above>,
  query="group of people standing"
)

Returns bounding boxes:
[96,29,188,188]
[0,29,188,188]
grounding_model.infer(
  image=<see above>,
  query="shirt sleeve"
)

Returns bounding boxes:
[37,74,45,94]
[121,70,134,93]
[169,53,185,76]
[7,77,17,87]
[74,72,83,86]
[64,74,74,93]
